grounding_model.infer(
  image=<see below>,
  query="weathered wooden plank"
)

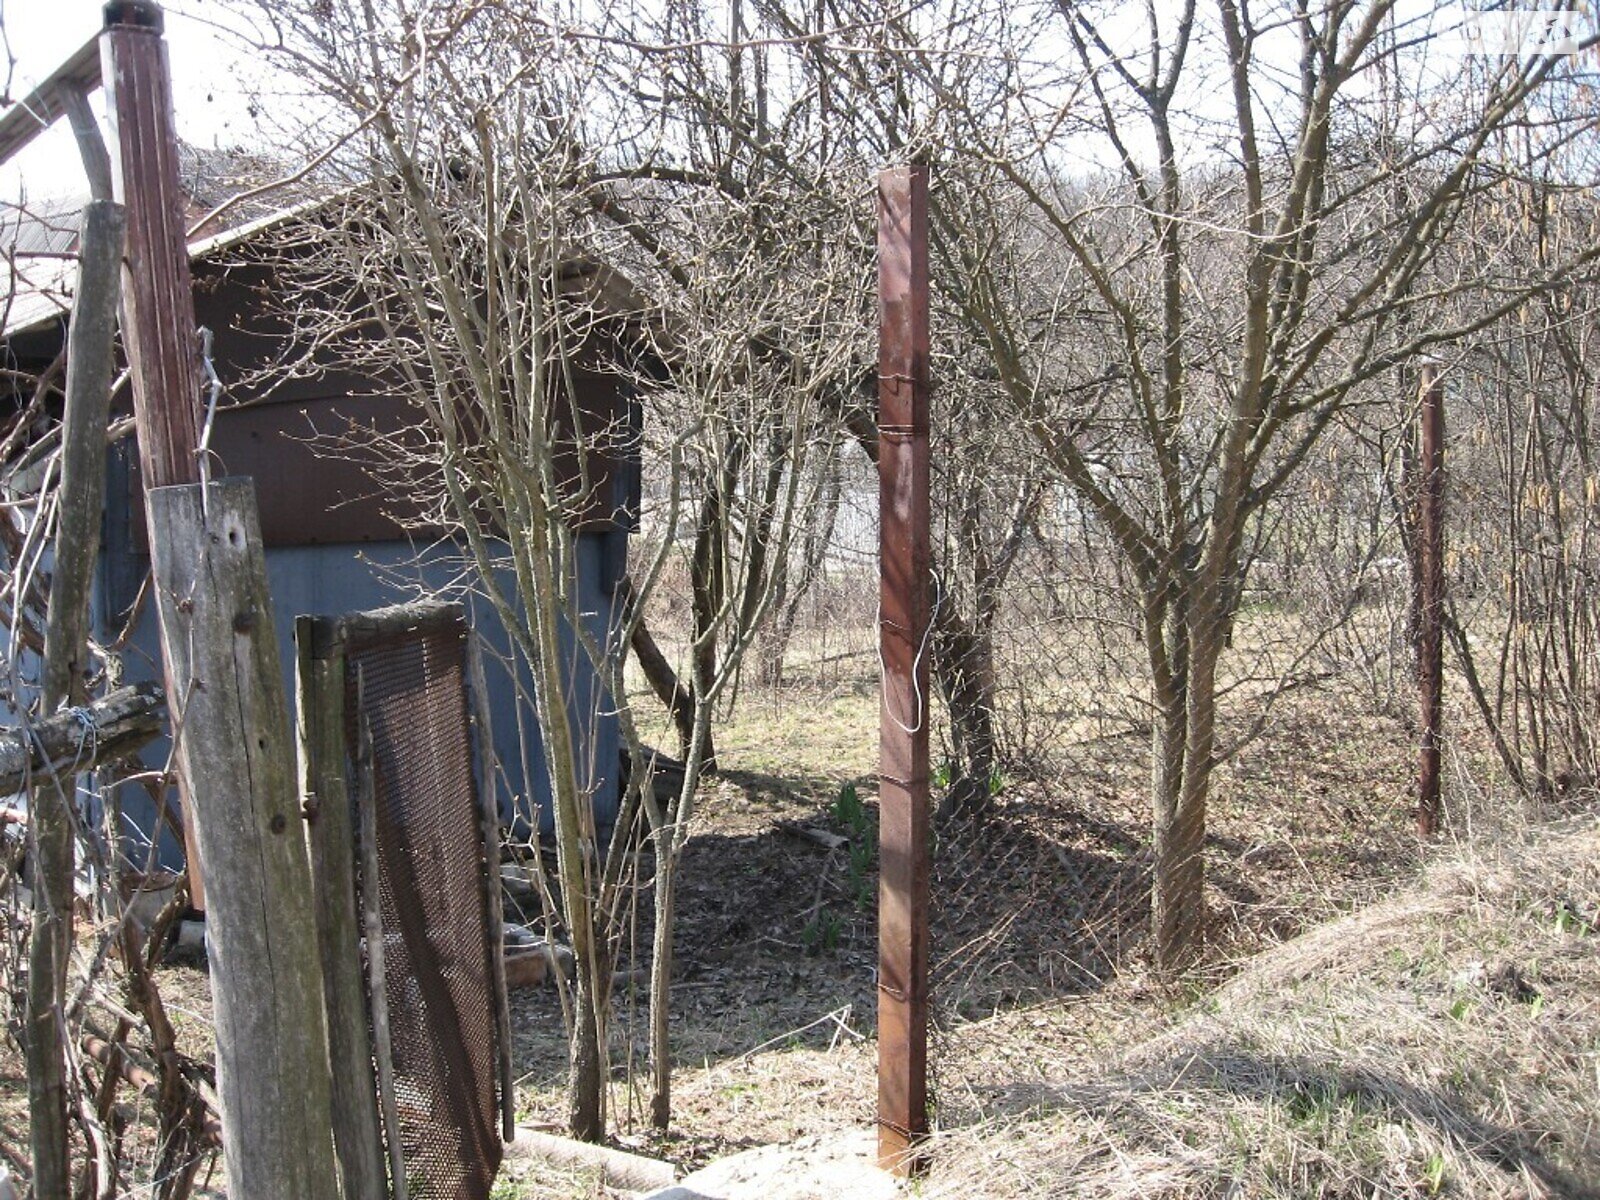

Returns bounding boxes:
[147,478,340,1200]
[101,0,201,493]
[295,618,387,1200]
[41,200,125,711]
[101,0,206,910]
[0,34,100,169]
[304,600,463,660]
[468,632,517,1142]
[57,85,113,203]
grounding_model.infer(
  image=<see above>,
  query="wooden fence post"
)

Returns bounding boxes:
[147,479,340,1200]
[27,197,125,1200]
[296,618,388,1200]
[876,164,931,1174]
[101,0,207,909]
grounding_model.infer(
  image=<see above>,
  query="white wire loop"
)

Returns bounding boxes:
[876,577,942,736]
[197,326,223,516]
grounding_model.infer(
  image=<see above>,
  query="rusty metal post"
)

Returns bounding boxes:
[876,164,930,1174]
[101,0,207,908]
[1416,360,1445,837]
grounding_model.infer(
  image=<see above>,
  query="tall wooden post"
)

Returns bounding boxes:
[101,0,206,909]
[1416,360,1446,836]
[148,481,341,1200]
[876,164,930,1173]
[28,195,126,1200]
[296,619,388,1200]
[101,5,340,1191]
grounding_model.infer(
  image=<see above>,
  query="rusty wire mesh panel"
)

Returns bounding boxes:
[345,612,502,1200]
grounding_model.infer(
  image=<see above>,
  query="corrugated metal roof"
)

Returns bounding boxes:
[0,195,90,338]
[0,251,77,339]
[1,140,340,341]
[2,177,657,344]
[0,187,325,341]
[2,196,84,255]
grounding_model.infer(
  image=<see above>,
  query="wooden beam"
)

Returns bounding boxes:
[294,618,388,1200]
[0,682,163,798]
[0,35,101,169]
[41,200,125,713]
[26,196,125,1200]
[101,0,201,493]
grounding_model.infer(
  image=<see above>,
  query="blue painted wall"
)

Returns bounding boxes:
[101,527,623,873]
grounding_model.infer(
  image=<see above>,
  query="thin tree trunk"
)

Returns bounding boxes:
[1149,680,1195,969]
[647,691,716,1130]
[689,486,725,774]
[621,578,702,765]
[647,840,676,1129]
[568,970,606,1142]
[932,604,996,821]
[1162,621,1226,972]
[1147,582,1196,973]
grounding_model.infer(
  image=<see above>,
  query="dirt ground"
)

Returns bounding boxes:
[503,645,1449,1186]
[0,613,1505,1195]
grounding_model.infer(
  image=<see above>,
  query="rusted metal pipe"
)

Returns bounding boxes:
[1416,360,1445,836]
[876,164,930,1174]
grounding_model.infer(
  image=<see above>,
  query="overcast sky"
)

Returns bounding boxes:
[0,0,1583,209]
[1,0,270,204]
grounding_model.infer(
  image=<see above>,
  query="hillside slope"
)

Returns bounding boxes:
[927,817,1600,1199]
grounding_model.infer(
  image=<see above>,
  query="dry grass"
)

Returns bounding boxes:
[10,609,1590,1200]
[509,634,1445,1193]
[922,815,1600,1199]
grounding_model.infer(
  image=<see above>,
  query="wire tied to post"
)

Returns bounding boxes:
[876,577,941,736]
[196,327,222,517]
[64,706,99,773]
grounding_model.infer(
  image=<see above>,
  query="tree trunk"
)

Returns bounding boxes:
[1147,580,1199,974]
[689,488,725,774]
[1159,669,1221,973]
[646,699,716,1132]
[1149,677,1198,971]
[648,840,676,1129]
[932,603,997,821]
[28,197,125,1200]
[625,595,705,767]
[568,969,606,1142]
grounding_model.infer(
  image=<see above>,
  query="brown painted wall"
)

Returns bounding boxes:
[112,255,640,548]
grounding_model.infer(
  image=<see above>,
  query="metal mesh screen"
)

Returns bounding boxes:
[346,615,502,1200]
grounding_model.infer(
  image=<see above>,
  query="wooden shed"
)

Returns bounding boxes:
[1,185,642,870]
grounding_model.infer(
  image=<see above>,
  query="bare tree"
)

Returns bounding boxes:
[237,0,874,1136]
[904,0,1600,968]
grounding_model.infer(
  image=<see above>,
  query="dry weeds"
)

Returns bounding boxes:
[7,616,1589,1200]
[922,816,1600,1199]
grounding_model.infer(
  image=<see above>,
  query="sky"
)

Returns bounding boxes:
[0,0,1589,208]
[1,0,270,204]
